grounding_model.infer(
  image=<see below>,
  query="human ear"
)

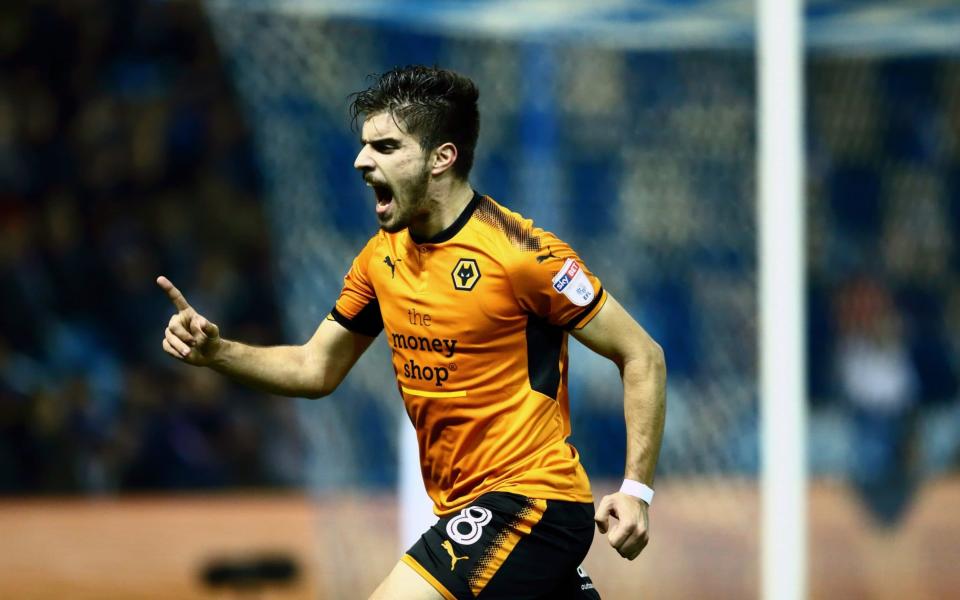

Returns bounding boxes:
[431,142,458,175]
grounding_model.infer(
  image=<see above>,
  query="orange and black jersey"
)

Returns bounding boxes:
[331,192,607,516]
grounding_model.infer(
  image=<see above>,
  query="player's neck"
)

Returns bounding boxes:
[410,180,474,242]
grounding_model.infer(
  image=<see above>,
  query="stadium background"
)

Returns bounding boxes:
[1,0,958,598]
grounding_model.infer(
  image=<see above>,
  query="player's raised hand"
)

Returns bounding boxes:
[594,492,650,561]
[157,275,222,367]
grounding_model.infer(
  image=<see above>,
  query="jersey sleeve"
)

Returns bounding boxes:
[509,231,608,330]
[330,234,384,337]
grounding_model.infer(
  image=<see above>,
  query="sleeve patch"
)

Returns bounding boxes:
[551,258,595,307]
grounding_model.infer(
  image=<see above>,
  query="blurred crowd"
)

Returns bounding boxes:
[574,54,960,519]
[0,1,305,493]
[805,58,960,522]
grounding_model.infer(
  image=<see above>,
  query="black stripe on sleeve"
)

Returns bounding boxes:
[330,303,384,337]
[563,287,605,331]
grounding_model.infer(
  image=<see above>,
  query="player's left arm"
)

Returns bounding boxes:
[572,293,666,561]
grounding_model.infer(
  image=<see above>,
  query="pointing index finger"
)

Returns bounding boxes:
[156,276,191,312]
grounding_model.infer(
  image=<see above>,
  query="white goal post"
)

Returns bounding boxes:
[758,1,806,599]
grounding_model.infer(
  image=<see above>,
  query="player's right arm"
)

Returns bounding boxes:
[157,275,375,398]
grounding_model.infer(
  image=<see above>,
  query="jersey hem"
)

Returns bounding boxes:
[433,483,594,516]
[565,287,608,331]
[329,305,382,337]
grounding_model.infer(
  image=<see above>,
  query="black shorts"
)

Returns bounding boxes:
[403,492,601,600]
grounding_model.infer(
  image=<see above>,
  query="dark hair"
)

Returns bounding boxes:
[349,65,480,179]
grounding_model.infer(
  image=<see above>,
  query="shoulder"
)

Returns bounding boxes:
[470,195,550,259]
[355,229,398,263]
[471,196,579,273]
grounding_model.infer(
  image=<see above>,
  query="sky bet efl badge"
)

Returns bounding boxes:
[551,258,595,306]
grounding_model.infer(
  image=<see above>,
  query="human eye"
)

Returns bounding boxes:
[371,140,399,154]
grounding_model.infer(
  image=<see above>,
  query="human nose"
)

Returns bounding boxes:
[354,146,374,171]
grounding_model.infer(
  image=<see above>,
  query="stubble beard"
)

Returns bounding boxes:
[378,162,432,234]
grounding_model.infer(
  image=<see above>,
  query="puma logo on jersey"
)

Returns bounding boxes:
[441,540,469,571]
[536,247,559,263]
[384,255,401,278]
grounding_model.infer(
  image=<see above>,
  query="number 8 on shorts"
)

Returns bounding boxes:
[445,506,493,545]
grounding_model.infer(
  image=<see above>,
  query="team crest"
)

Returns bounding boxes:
[451,258,481,291]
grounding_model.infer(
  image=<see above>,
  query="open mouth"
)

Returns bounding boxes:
[369,181,394,216]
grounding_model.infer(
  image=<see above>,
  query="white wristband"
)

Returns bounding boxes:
[620,479,654,505]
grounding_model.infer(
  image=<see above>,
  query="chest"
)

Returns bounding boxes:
[371,243,520,342]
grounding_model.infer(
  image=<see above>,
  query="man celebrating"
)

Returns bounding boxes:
[158,65,666,600]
